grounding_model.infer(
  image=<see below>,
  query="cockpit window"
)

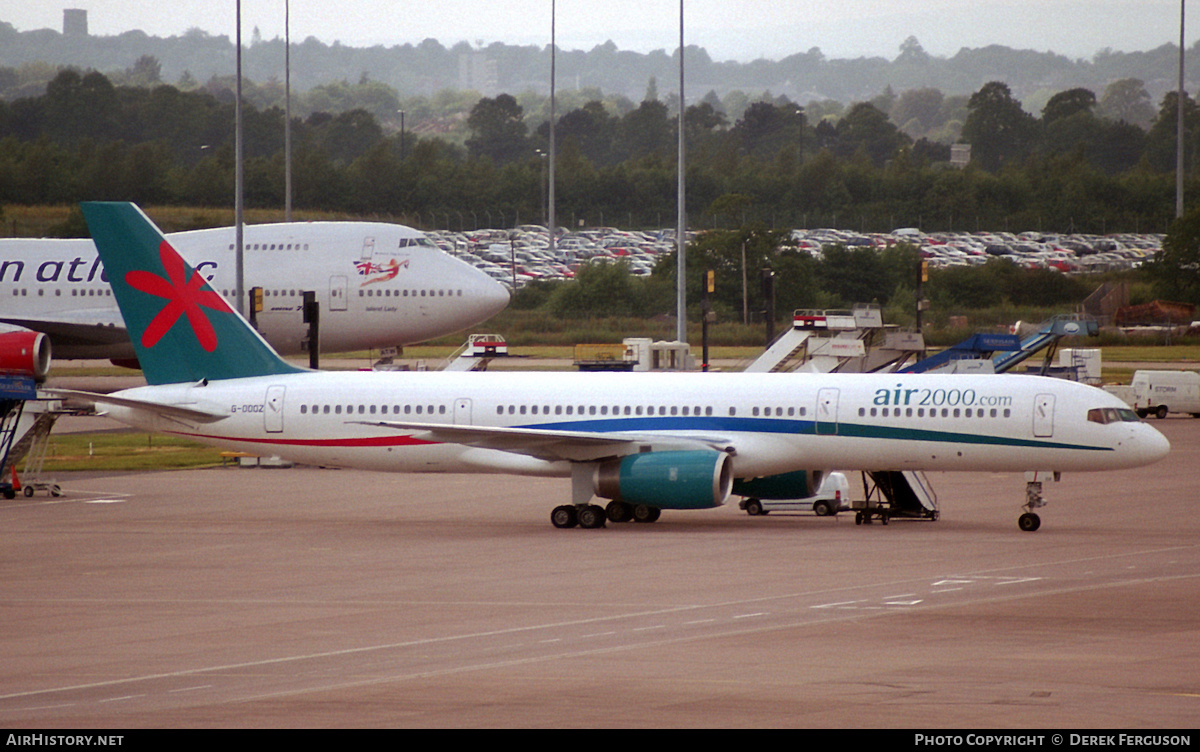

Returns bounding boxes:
[398,237,436,248]
[1088,407,1142,424]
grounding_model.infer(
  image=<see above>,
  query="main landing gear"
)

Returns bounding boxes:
[550,501,662,529]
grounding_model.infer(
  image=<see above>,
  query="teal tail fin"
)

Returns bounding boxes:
[81,202,303,385]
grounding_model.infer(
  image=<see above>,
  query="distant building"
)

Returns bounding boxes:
[63,9,88,37]
[950,144,971,168]
[458,52,497,95]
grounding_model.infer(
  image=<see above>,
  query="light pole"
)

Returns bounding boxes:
[536,149,547,225]
[675,0,687,345]
[234,0,244,316]
[399,110,406,161]
[1178,0,1187,218]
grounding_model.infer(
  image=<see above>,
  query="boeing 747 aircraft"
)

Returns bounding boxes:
[0,218,509,366]
[54,203,1171,532]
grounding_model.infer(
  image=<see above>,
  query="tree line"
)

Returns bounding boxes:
[2,21,1195,110]
[0,68,1196,234]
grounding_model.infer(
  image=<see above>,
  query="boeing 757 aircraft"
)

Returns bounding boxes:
[0,219,509,366]
[54,203,1170,532]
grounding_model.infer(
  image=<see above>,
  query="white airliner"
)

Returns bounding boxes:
[0,220,510,364]
[55,203,1171,532]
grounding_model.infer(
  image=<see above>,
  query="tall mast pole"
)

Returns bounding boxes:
[1179,0,1188,218]
[675,0,687,344]
[548,0,557,258]
[285,0,293,222]
[235,0,245,315]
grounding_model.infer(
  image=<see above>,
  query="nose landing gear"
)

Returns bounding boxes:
[1019,474,1053,532]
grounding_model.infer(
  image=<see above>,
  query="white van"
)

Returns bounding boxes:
[740,472,851,516]
[1131,370,1200,418]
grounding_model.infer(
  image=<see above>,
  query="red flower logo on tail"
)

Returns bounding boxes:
[125,240,230,352]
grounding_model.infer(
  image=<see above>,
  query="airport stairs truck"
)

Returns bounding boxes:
[745,304,924,374]
[900,314,1098,376]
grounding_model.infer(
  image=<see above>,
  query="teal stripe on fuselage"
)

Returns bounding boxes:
[526,416,1110,453]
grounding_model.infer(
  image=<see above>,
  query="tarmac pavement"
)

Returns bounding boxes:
[0,418,1196,728]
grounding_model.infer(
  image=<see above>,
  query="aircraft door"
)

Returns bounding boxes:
[265,385,286,433]
[1033,393,1055,437]
[816,388,840,435]
[329,275,348,311]
[454,398,472,425]
[361,237,376,261]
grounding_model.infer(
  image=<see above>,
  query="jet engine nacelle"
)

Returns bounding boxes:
[594,450,733,510]
[0,331,52,382]
[732,469,826,500]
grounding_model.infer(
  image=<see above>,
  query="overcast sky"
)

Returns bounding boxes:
[4,1,1193,62]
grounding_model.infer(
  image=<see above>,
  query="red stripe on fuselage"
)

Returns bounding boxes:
[166,432,437,448]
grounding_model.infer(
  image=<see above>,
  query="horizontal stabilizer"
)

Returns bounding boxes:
[45,388,229,424]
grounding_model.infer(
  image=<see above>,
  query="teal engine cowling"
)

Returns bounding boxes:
[733,469,825,500]
[594,450,733,510]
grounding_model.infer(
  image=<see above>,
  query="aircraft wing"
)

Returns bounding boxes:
[352,420,736,463]
[45,389,229,424]
[0,311,129,348]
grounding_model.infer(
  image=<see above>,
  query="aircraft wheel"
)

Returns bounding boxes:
[551,505,578,529]
[1156,405,1169,419]
[606,500,633,523]
[578,504,607,529]
[744,499,764,516]
[1018,512,1041,532]
[632,504,661,523]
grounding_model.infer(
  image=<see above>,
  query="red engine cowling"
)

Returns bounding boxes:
[0,331,52,382]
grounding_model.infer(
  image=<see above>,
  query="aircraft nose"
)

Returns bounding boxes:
[1142,424,1171,464]
[481,277,511,317]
